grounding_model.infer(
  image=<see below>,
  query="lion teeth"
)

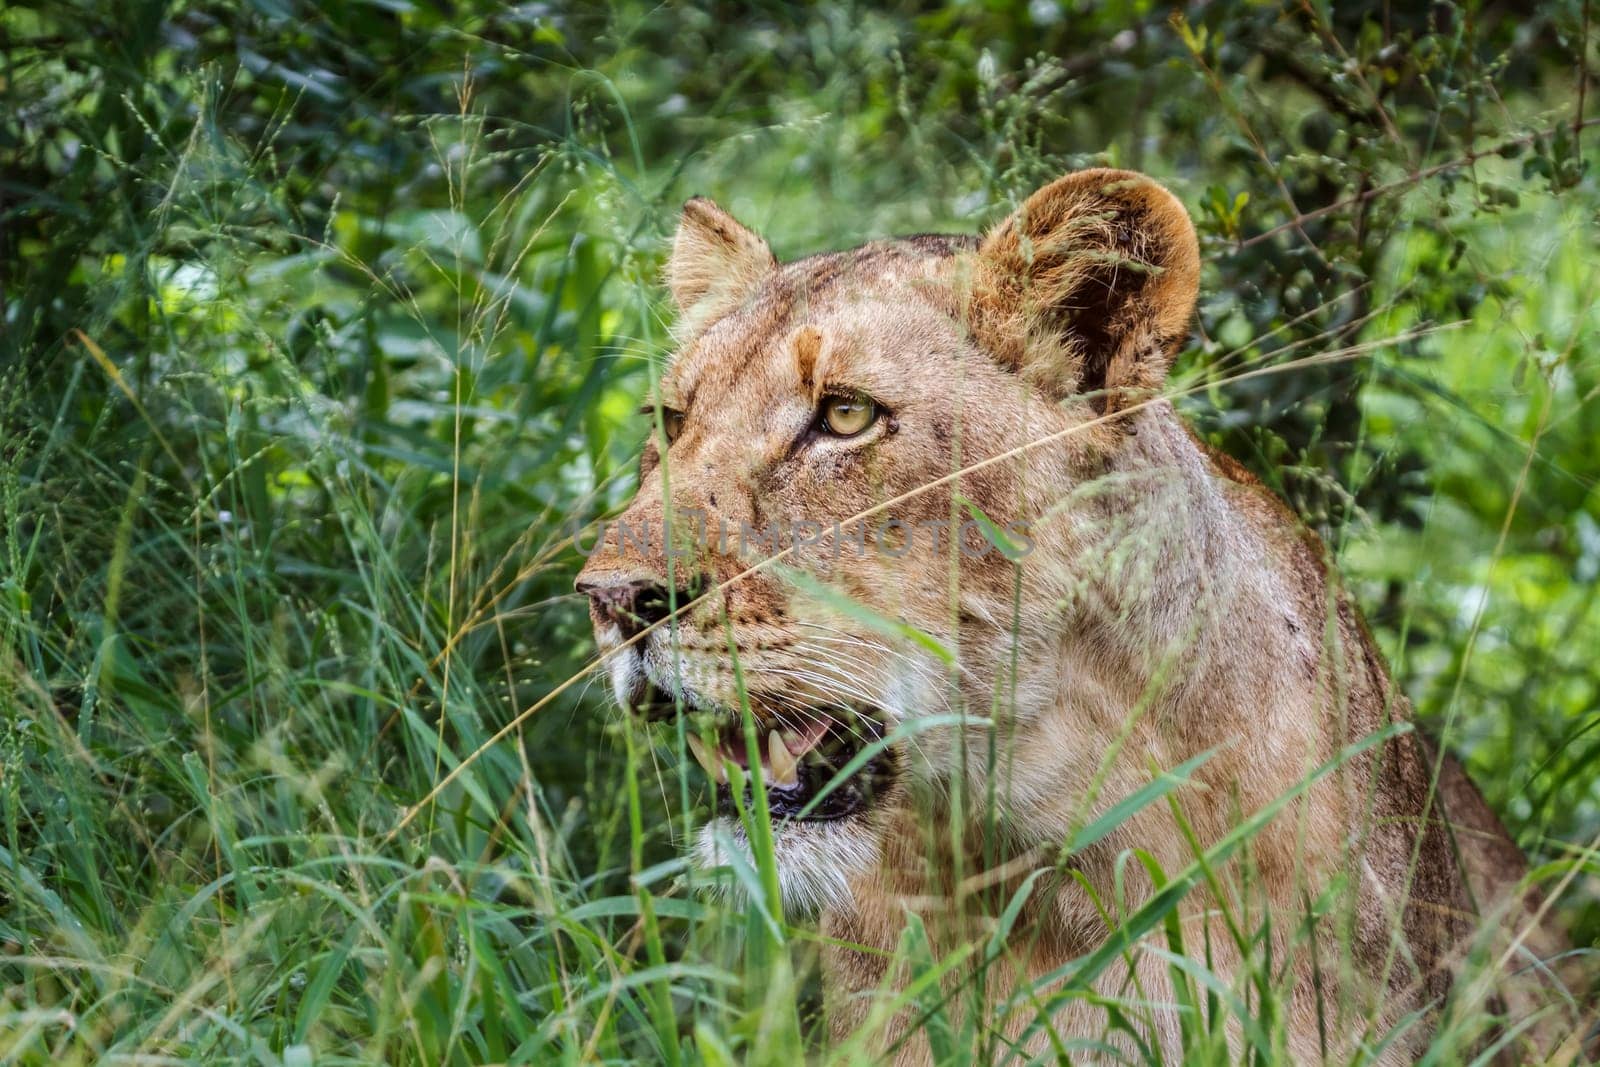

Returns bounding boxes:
[686,734,724,783]
[767,729,799,787]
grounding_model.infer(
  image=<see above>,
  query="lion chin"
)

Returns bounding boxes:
[691,815,884,918]
[575,168,1580,1062]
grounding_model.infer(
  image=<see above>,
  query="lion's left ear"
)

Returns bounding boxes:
[968,169,1199,413]
[667,197,776,330]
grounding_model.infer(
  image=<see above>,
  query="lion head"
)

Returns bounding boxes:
[575,169,1203,914]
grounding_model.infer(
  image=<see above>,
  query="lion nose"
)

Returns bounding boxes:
[575,572,704,639]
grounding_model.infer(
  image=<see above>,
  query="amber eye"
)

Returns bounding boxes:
[656,408,685,443]
[820,394,877,437]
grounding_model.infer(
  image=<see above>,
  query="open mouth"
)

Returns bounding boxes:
[651,699,895,822]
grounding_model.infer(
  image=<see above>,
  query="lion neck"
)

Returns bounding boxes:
[852,403,1360,947]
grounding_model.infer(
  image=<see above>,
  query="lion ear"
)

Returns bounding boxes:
[969,169,1199,412]
[667,197,776,327]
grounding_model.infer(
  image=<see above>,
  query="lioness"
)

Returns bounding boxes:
[575,170,1579,1061]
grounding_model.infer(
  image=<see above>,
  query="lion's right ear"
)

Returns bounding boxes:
[667,197,776,328]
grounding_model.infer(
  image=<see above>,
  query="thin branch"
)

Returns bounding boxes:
[1235,117,1600,252]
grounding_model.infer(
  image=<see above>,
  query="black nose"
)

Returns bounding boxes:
[576,572,704,638]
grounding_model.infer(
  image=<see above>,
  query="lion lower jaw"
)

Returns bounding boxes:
[691,814,883,919]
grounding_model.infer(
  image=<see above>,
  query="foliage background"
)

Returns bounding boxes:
[1,0,1597,1062]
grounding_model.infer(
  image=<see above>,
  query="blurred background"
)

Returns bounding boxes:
[2,1,1597,1061]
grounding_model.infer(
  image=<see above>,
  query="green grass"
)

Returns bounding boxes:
[2,1,1598,1062]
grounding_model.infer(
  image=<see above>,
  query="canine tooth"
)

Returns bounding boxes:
[687,734,724,783]
[767,729,799,787]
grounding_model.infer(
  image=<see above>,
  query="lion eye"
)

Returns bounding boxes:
[646,406,686,444]
[820,394,877,437]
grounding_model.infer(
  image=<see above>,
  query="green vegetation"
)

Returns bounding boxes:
[2,1,1597,1062]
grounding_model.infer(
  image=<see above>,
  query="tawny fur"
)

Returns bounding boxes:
[577,169,1582,1063]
